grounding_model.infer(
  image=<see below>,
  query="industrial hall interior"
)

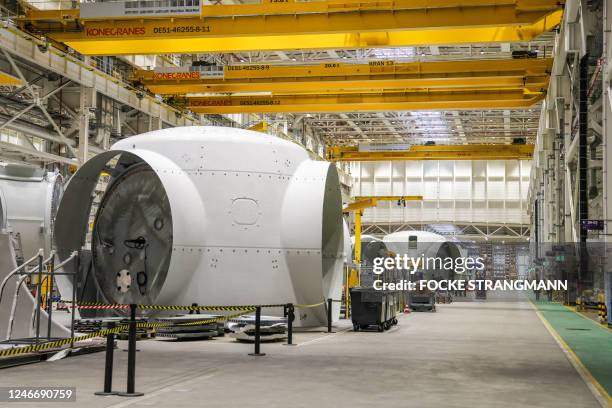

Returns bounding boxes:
[0,0,611,407]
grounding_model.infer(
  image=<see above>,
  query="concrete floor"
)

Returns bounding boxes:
[0,296,602,408]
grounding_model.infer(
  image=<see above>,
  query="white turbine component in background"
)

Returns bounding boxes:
[0,164,68,340]
[55,126,345,326]
[383,230,448,258]
[0,163,63,257]
[383,230,467,276]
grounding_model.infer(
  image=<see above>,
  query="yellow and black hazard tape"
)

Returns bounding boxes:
[137,304,283,311]
[59,300,284,311]
[0,324,129,357]
[0,310,254,358]
[58,299,337,312]
[59,300,129,309]
[147,309,255,328]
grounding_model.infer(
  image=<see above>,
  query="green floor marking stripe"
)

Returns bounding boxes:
[534,301,612,396]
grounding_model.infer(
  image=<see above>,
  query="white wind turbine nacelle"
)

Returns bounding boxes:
[383,231,467,278]
[0,163,63,257]
[54,126,345,326]
[383,231,448,259]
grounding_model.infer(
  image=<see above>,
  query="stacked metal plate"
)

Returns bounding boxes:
[226,315,287,342]
[154,314,224,340]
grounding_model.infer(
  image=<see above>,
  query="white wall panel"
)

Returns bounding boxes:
[454,180,471,198]
[353,160,530,225]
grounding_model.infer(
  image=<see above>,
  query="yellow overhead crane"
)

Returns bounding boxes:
[183,89,544,114]
[0,71,24,86]
[140,58,550,113]
[20,0,563,55]
[132,58,553,96]
[328,144,535,162]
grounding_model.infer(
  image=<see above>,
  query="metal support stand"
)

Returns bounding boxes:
[95,322,118,396]
[69,252,78,348]
[248,306,265,356]
[327,298,333,333]
[118,304,144,397]
[35,253,43,345]
[283,303,296,346]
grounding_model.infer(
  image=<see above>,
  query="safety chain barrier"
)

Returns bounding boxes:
[0,309,251,358]
[294,300,326,308]
[2,298,340,398]
[138,304,284,311]
[59,300,301,311]
[2,300,330,358]
[0,324,128,357]
[67,304,131,309]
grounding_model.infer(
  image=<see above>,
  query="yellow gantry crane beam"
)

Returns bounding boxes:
[21,0,564,55]
[343,195,423,264]
[0,71,24,86]
[354,196,424,202]
[343,195,423,213]
[328,144,535,161]
[184,90,544,114]
[343,197,379,214]
[133,58,552,95]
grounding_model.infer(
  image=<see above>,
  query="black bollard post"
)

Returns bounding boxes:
[95,322,118,396]
[327,298,333,333]
[35,252,43,345]
[189,303,200,315]
[118,304,144,397]
[283,303,296,346]
[248,307,265,356]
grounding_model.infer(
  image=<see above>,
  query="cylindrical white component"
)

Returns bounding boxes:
[0,164,63,257]
[0,186,6,232]
[342,220,351,264]
[55,126,345,326]
[383,231,467,277]
[383,231,448,259]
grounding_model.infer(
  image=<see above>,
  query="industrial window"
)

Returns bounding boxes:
[186,0,193,6]
[408,235,417,249]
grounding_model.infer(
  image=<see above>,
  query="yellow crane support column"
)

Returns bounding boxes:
[354,209,363,267]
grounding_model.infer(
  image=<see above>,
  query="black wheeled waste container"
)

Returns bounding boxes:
[350,288,398,332]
